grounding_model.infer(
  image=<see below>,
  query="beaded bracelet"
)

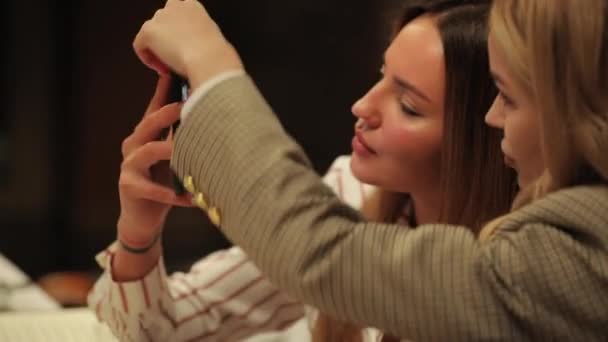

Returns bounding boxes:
[118,233,160,254]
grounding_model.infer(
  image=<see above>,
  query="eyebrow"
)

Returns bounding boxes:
[393,76,431,103]
[383,55,431,103]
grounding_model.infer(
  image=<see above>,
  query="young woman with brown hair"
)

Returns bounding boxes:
[89,1,517,341]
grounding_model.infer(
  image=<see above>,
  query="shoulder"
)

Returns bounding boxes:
[484,185,608,277]
[484,185,608,298]
[482,215,608,327]
[497,185,608,239]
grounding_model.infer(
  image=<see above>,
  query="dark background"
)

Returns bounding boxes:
[1,0,398,278]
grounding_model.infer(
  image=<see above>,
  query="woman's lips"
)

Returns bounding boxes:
[501,140,516,168]
[352,131,376,156]
[504,155,516,168]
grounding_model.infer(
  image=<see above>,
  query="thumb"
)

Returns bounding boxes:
[145,74,172,116]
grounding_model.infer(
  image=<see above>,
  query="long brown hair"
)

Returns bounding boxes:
[312,1,517,341]
[490,0,608,209]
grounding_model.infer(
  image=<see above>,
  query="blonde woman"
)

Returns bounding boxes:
[129,0,608,339]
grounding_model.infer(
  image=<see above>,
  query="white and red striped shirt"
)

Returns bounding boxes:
[87,156,399,341]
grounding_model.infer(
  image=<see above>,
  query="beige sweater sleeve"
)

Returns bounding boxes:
[171,75,608,340]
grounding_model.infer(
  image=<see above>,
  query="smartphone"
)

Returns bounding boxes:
[160,73,187,139]
[157,73,188,195]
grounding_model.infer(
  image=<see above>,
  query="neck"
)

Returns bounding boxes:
[410,191,441,225]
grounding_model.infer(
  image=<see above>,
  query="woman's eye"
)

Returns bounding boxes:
[400,102,421,117]
[499,91,515,108]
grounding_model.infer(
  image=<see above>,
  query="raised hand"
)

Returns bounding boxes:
[133,0,243,89]
[117,75,193,251]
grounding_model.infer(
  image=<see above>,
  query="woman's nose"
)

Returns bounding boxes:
[352,83,383,129]
[485,96,505,129]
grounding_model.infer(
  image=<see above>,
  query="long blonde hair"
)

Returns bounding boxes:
[490,0,608,208]
[311,1,518,340]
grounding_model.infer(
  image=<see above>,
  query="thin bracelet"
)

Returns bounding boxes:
[118,233,161,254]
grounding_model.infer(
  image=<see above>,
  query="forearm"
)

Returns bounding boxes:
[171,75,394,331]
[111,240,162,282]
[111,219,163,282]
[87,243,171,341]
[88,245,305,341]
[170,76,450,337]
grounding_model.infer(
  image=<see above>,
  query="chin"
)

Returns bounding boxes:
[517,172,534,189]
[349,156,376,184]
[349,156,405,191]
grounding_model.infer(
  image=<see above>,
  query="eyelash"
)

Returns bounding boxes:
[400,102,421,117]
[381,65,422,117]
[499,91,515,108]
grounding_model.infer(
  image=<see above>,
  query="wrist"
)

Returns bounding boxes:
[184,42,243,89]
[118,232,161,254]
[116,216,162,251]
[112,237,162,282]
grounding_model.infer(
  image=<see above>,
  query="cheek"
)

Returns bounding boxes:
[351,119,443,191]
[506,116,540,159]
[382,123,443,172]
[504,114,544,178]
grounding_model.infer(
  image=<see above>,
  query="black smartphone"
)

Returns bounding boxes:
[168,73,186,129]
[157,73,188,195]
[160,73,187,139]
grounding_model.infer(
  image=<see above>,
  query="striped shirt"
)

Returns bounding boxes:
[88,156,407,342]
